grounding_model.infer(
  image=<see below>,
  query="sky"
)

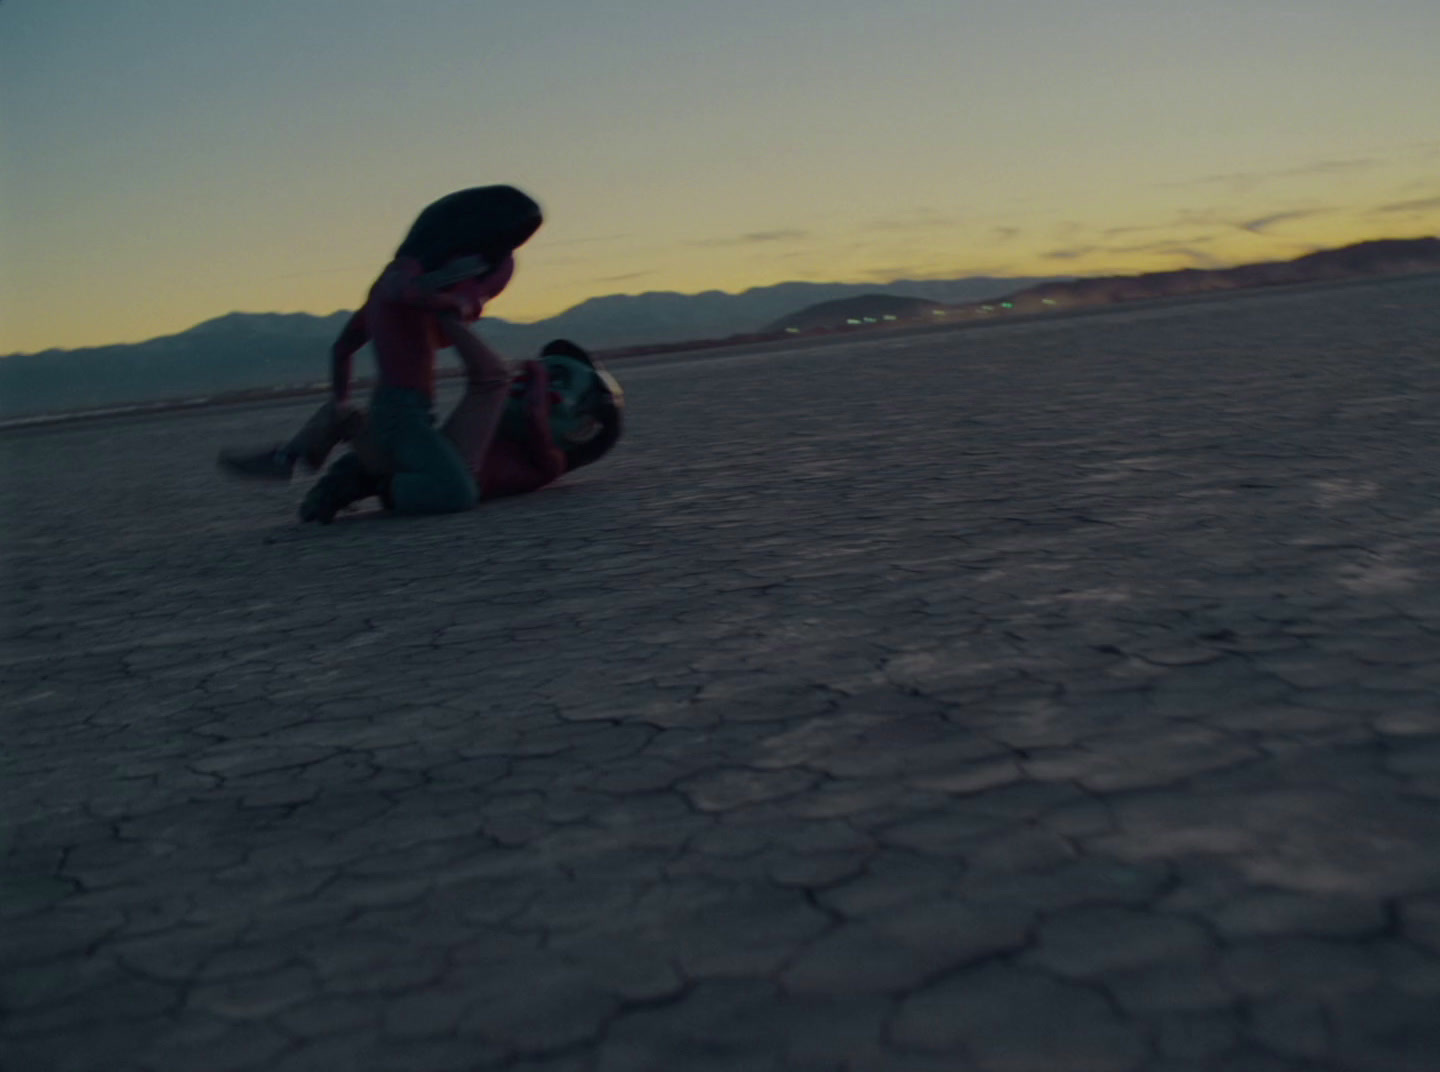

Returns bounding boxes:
[2,0,1438,354]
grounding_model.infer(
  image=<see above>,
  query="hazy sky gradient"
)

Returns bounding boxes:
[3,0,1438,353]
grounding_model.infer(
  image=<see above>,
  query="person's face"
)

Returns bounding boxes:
[502,356,602,445]
[543,356,603,445]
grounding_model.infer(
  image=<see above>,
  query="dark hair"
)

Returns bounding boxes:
[396,185,543,271]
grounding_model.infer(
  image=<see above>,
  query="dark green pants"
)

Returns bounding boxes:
[367,387,477,514]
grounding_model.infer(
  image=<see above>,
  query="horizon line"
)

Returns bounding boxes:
[3,232,1435,359]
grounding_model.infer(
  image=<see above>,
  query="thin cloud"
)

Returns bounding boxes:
[1278,158,1374,179]
[1101,224,1160,239]
[991,227,1021,243]
[1100,212,1224,237]
[588,271,653,285]
[539,233,633,248]
[688,229,812,248]
[1238,209,1323,234]
[1178,208,1229,225]
[860,209,959,233]
[1374,196,1440,215]
[1160,171,1262,193]
[860,264,1013,283]
[1110,236,1219,257]
[743,229,810,243]
[1043,235,1232,269]
[1161,157,1372,192]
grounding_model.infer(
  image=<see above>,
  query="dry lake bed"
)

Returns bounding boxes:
[4,274,1440,1071]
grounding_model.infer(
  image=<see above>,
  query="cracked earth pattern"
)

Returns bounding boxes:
[3,274,1440,1072]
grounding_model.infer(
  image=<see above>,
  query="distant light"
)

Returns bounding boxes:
[883,315,896,321]
[1001,302,1013,309]
[846,318,860,324]
[1041,298,1056,305]
[981,305,993,311]
[785,327,799,333]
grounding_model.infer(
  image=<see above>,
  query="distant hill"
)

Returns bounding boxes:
[2,239,1433,420]
[765,294,947,333]
[0,312,353,418]
[0,275,1055,418]
[988,236,1440,313]
[502,276,1060,349]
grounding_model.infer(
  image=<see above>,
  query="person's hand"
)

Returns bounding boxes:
[523,358,549,401]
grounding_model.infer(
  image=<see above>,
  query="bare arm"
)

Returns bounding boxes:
[329,308,370,404]
[437,314,509,388]
[479,359,566,497]
[515,359,566,478]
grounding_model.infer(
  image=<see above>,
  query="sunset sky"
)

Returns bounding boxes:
[2,0,1438,354]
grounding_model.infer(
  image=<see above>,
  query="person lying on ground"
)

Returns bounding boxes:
[219,337,625,522]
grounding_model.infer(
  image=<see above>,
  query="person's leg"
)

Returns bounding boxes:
[440,339,512,480]
[298,451,380,524]
[285,401,364,470]
[369,387,477,515]
[297,387,479,522]
[218,400,362,480]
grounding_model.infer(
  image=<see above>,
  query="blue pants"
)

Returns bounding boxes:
[367,387,477,514]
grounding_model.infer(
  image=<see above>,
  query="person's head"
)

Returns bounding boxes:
[506,340,624,470]
[396,185,543,272]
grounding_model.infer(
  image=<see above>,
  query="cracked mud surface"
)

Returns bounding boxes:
[4,274,1440,1071]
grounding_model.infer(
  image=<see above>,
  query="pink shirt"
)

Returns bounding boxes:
[330,254,515,402]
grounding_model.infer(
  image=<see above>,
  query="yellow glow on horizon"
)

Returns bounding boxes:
[3,213,1437,354]
[2,3,1438,354]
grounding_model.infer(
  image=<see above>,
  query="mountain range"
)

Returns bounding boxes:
[2,236,1437,419]
[749,237,1440,338]
[995,236,1440,313]
[0,276,1056,418]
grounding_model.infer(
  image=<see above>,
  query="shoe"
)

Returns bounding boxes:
[299,454,380,524]
[218,446,295,481]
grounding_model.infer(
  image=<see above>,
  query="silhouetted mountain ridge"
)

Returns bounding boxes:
[2,238,1434,419]
[992,237,1440,312]
[0,276,1054,417]
[763,237,1440,333]
[766,294,947,333]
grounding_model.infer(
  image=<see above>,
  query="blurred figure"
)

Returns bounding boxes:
[221,339,625,521]
[219,185,543,518]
